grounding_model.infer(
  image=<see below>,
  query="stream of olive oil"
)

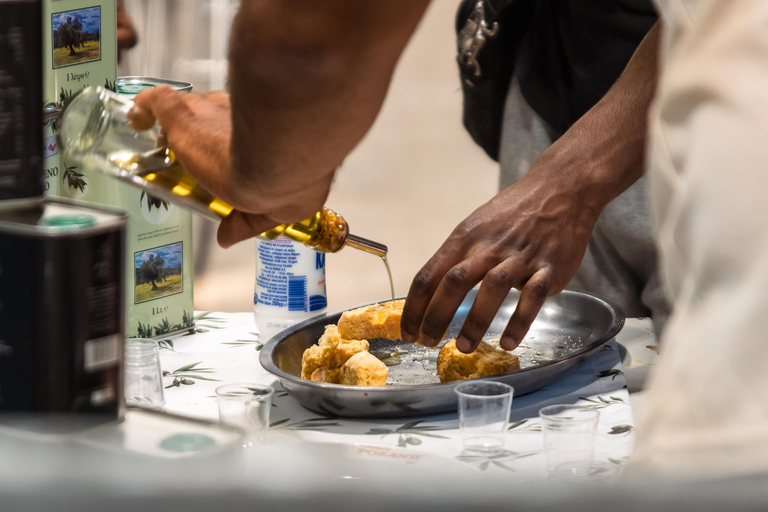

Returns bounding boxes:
[382,255,395,301]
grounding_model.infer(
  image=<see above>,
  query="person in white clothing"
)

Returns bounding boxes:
[628,0,768,479]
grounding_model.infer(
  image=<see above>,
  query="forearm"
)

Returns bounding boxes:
[527,21,661,219]
[226,0,429,216]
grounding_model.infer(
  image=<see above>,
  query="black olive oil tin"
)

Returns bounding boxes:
[0,198,127,418]
[0,0,44,203]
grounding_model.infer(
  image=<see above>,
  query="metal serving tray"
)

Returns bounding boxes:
[259,289,624,418]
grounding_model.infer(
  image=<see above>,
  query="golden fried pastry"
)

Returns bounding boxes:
[337,299,405,340]
[301,325,369,382]
[330,337,370,369]
[436,339,520,383]
[340,351,389,386]
[300,325,340,380]
[310,367,341,384]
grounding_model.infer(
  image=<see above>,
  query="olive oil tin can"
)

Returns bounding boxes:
[117,76,193,96]
[0,0,44,204]
[0,199,126,417]
[117,77,196,339]
[43,0,117,198]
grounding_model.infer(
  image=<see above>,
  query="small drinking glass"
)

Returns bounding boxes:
[124,338,165,409]
[215,383,274,446]
[539,404,615,481]
[455,381,514,453]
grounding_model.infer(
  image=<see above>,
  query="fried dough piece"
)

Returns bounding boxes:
[436,339,520,383]
[301,325,340,380]
[330,337,370,369]
[337,299,405,340]
[340,351,389,386]
[301,325,369,382]
[310,367,341,384]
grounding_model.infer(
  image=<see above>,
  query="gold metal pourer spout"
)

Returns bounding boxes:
[344,234,388,258]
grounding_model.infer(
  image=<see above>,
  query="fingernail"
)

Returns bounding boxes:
[401,331,415,343]
[420,335,435,347]
[456,336,472,353]
[499,335,518,351]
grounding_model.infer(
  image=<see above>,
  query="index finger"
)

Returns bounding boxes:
[217,210,281,248]
[401,252,456,344]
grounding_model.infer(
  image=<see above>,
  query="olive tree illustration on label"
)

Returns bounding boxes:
[52,7,102,68]
[134,242,184,303]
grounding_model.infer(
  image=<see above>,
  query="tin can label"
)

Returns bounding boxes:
[43,0,118,199]
[0,2,43,201]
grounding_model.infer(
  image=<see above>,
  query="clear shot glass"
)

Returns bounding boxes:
[539,404,617,481]
[124,338,165,409]
[455,381,514,453]
[215,383,274,446]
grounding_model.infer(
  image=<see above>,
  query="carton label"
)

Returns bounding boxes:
[84,334,120,373]
[134,241,185,304]
[51,6,103,69]
[44,2,194,339]
[43,135,58,159]
[43,0,118,198]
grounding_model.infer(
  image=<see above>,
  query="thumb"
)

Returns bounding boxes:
[217,210,282,248]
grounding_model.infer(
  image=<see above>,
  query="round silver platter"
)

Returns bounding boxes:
[260,289,625,418]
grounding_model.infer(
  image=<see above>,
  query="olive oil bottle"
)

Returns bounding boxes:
[58,86,389,258]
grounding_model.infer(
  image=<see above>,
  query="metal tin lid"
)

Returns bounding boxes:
[0,198,127,237]
[117,76,194,97]
[41,214,97,228]
[43,106,61,123]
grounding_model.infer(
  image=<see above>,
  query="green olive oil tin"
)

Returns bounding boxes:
[43,0,118,197]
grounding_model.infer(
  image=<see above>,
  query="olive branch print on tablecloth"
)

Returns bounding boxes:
[608,424,634,436]
[455,449,539,472]
[221,332,263,350]
[365,420,449,448]
[578,395,625,410]
[157,339,175,351]
[269,417,340,431]
[507,419,542,432]
[189,311,228,334]
[596,369,623,381]
[164,361,220,389]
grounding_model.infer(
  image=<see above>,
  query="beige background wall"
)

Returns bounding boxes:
[121,1,499,314]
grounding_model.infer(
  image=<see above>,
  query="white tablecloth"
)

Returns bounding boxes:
[154,312,659,480]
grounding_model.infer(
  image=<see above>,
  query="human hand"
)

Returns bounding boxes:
[128,87,334,248]
[129,86,234,204]
[400,164,601,353]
